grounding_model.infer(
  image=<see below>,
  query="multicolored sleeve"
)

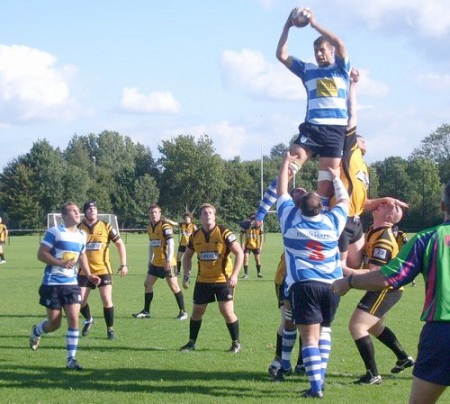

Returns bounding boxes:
[380,232,429,288]
[162,223,174,240]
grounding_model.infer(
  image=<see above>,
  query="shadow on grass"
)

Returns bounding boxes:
[0,365,295,399]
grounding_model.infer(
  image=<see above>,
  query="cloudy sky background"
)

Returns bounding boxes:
[0,0,449,169]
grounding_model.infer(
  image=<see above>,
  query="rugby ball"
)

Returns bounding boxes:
[291,7,310,28]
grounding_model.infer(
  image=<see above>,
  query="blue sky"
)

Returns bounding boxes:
[0,0,448,170]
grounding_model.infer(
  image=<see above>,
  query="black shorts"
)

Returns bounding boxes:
[78,274,112,289]
[147,263,176,279]
[414,322,450,386]
[339,216,364,253]
[193,282,234,305]
[39,284,82,309]
[290,281,340,326]
[177,245,187,253]
[357,289,403,318]
[244,248,261,255]
[293,123,346,158]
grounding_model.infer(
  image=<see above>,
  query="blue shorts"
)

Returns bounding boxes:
[293,123,346,158]
[290,281,340,327]
[39,284,82,309]
[413,322,450,386]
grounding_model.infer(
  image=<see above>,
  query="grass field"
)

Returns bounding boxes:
[0,232,448,403]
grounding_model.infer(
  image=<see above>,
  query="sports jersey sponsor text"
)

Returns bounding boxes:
[199,251,219,261]
[86,242,103,250]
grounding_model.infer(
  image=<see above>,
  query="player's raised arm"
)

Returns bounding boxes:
[309,9,347,60]
[276,10,295,67]
[277,151,296,197]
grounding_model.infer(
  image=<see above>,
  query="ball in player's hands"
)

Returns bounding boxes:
[291,7,311,28]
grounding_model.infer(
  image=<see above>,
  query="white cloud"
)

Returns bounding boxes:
[163,120,255,159]
[119,87,181,114]
[220,49,305,101]
[416,72,450,92]
[0,44,79,123]
[356,68,390,98]
[335,0,450,37]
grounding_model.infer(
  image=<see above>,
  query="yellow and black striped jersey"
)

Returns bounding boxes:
[78,220,120,276]
[241,227,263,250]
[337,127,369,216]
[364,225,399,268]
[148,220,176,267]
[274,252,286,286]
[188,225,237,283]
[0,223,7,243]
[179,222,198,247]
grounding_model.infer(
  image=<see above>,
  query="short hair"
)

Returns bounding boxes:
[299,193,323,216]
[61,202,78,216]
[199,203,216,215]
[183,211,193,220]
[149,204,161,212]
[313,36,332,48]
[443,181,450,214]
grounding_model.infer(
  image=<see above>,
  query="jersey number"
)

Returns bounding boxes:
[306,241,325,261]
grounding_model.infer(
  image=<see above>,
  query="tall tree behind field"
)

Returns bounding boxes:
[157,135,225,217]
[410,124,450,183]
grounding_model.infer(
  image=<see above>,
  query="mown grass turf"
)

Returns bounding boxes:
[0,233,447,403]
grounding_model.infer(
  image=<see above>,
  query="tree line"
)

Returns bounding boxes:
[0,124,448,232]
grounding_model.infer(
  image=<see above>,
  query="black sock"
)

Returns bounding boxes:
[80,304,91,321]
[355,335,378,375]
[174,291,185,311]
[243,266,248,275]
[144,292,153,312]
[226,320,240,342]
[275,332,282,358]
[104,306,114,328]
[189,319,202,342]
[0,254,4,260]
[256,264,261,274]
[376,326,408,360]
[177,261,181,273]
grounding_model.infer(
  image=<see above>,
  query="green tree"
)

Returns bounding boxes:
[133,174,160,227]
[158,135,225,216]
[410,124,450,183]
[0,160,43,228]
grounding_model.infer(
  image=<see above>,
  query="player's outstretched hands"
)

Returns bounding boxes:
[350,67,360,83]
[332,277,351,296]
[328,165,341,179]
[384,197,409,209]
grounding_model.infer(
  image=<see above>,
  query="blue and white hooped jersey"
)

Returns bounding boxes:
[41,224,87,286]
[289,56,351,126]
[277,194,347,290]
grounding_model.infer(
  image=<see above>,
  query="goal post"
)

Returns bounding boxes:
[46,213,120,234]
